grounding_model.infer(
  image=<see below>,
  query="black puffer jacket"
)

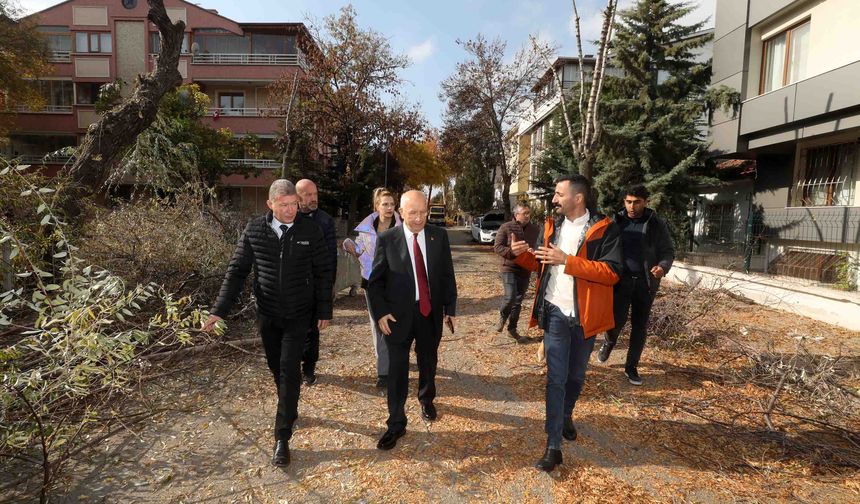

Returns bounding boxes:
[212,212,334,320]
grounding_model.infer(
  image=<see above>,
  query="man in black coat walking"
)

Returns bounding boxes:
[368,190,457,451]
[203,179,333,467]
[296,178,338,385]
[596,184,674,386]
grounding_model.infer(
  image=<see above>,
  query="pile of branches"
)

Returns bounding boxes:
[648,283,723,349]
[78,186,245,309]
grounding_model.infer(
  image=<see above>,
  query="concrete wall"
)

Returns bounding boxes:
[708,0,750,155]
[667,261,860,330]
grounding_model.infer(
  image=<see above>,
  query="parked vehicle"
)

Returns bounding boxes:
[471,212,505,243]
[429,205,447,227]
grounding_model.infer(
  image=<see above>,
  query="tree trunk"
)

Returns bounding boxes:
[347,190,359,233]
[68,0,184,189]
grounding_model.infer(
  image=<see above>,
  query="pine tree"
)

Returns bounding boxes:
[597,0,714,226]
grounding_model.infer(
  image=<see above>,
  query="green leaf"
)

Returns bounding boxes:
[38,187,55,193]
[53,251,68,259]
[44,284,61,291]
[20,189,32,196]
[40,214,51,226]
[37,203,47,214]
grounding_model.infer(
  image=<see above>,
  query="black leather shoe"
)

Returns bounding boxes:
[596,342,613,363]
[507,328,527,343]
[377,429,405,450]
[535,446,563,472]
[303,373,317,386]
[563,417,577,441]
[375,375,387,389]
[272,440,290,467]
[421,402,437,421]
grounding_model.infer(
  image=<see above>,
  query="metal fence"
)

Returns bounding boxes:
[688,205,860,285]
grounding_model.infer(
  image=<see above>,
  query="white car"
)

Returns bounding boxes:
[471,212,505,243]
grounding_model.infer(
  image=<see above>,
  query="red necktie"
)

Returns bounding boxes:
[413,233,431,317]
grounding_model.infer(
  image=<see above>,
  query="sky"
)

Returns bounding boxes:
[19,0,715,128]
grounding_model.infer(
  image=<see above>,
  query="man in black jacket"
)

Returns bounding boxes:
[368,190,457,451]
[597,184,674,386]
[493,202,539,341]
[296,178,338,386]
[203,179,333,467]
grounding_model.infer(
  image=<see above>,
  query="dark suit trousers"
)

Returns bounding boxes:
[384,303,440,431]
[301,304,319,376]
[259,315,309,441]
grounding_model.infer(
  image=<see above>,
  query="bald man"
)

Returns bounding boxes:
[296,179,338,385]
[367,190,458,450]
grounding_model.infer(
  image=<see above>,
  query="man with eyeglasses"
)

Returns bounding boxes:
[203,179,334,468]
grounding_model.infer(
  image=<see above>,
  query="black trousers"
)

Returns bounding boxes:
[301,319,319,376]
[605,274,655,371]
[384,303,440,431]
[499,272,530,329]
[259,314,310,442]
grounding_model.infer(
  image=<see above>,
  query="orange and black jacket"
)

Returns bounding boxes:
[514,212,622,338]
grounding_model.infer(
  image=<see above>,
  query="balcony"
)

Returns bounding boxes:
[6,154,75,165]
[225,158,280,169]
[205,108,284,118]
[49,50,72,63]
[192,52,308,70]
[15,105,73,114]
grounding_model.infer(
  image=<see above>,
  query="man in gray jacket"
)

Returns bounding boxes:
[597,184,674,386]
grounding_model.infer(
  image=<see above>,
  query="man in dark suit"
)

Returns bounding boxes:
[368,190,458,451]
[296,178,338,385]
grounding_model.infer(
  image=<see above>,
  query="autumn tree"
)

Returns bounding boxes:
[0,0,50,139]
[440,35,546,218]
[269,6,424,227]
[392,133,450,194]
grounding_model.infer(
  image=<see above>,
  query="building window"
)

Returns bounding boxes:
[75,32,112,53]
[793,141,857,207]
[75,82,105,105]
[150,32,190,54]
[37,26,72,55]
[29,80,73,111]
[193,32,251,53]
[218,93,245,114]
[760,21,810,94]
[704,203,735,244]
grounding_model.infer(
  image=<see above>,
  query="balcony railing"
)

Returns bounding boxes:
[205,108,285,118]
[49,50,72,62]
[7,154,75,165]
[192,52,308,69]
[225,158,280,169]
[14,105,73,114]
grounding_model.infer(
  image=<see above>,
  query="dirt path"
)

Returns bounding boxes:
[13,229,858,503]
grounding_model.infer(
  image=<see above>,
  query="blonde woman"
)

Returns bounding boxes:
[343,188,401,389]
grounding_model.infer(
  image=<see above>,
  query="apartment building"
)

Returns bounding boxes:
[508,56,623,209]
[7,0,315,213]
[701,0,859,288]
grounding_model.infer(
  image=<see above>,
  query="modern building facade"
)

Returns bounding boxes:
[7,0,315,213]
[702,0,859,288]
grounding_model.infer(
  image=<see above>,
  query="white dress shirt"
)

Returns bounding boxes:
[271,216,293,238]
[403,224,429,301]
[544,209,590,317]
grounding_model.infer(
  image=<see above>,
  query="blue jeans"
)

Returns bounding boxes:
[543,302,596,448]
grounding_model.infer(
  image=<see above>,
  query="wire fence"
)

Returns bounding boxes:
[686,205,860,286]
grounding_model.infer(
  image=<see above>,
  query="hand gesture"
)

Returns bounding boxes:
[202,314,223,333]
[650,265,665,279]
[343,239,359,257]
[318,319,330,330]
[534,243,567,265]
[510,235,531,257]
[378,314,397,336]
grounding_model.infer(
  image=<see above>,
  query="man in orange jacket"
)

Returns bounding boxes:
[511,174,621,472]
